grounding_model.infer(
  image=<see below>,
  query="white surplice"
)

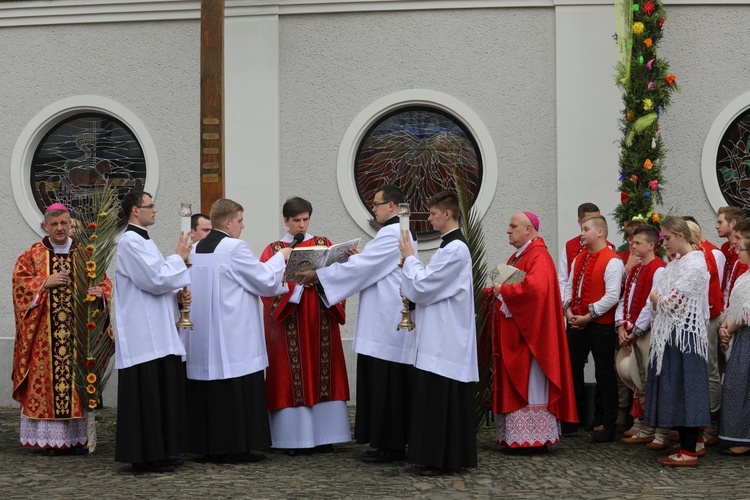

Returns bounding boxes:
[186,236,287,381]
[400,234,478,383]
[316,222,417,364]
[114,228,190,369]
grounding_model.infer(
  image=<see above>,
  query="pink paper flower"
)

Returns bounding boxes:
[650,180,659,190]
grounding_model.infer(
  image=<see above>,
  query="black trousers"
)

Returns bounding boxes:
[567,322,618,430]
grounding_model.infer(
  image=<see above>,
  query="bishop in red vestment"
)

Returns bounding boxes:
[260,198,350,452]
[492,212,577,451]
[12,204,112,451]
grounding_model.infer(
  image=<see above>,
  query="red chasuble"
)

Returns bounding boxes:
[491,238,578,423]
[12,238,113,420]
[261,236,350,410]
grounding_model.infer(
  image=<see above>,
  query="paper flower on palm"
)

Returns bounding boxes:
[87,384,96,394]
[630,174,640,182]
[88,222,98,230]
[652,213,660,223]
[86,261,96,271]
[643,189,651,199]
[86,321,97,331]
[644,159,654,170]
[621,192,630,204]
[89,399,97,409]
[644,38,653,48]
[643,98,654,111]
[87,373,97,384]
[85,244,95,253]
[643,1,656,16]
[619,171,626,181]
[87,271,96,279]
[650,180,659,190]
[666,74,676,86]
[647,59,655,70]
[659,18,666,30]
[632,22,645,35]
[99,212,108,218]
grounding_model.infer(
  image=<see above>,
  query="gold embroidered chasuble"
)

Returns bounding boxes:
[12,238,112,420]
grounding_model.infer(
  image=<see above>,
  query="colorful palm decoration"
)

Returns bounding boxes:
[613,0,678,229]
[70,183,120,453]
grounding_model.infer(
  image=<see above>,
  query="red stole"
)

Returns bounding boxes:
[570,247,619,324]
[699,241,724,319]
[492,238,578,423]
[622,258,665,329]
[260,236,349,409]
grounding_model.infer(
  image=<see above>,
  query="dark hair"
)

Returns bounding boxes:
[282,197,313,219]
[122,191,150,218]
[577,202,600,220]
[191,213,209,230]
[428,191,460,221]
[376,185,404,204]
[682,215,698,225]
[623,220,646,238]
[633,224,660,245]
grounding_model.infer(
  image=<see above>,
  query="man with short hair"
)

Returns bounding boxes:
[260,197,350,454]
[717,207,746,302]
[185,199,291,463]
[558,203,603,296]
[12,203,111,454]
[615,225,668,448]
[114,191,192,473]
[492,212,578,453]
[191,213,212,242]
[564,215,624,443]
[399,191,478,476]
[298,184,418,464]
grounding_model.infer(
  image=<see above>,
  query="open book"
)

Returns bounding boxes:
[284,238,362,282]
[489,263,526,285]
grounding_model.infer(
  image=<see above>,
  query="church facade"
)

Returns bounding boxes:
[1,0,748,406]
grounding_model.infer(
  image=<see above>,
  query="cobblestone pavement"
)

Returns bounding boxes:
[0,407,747,499]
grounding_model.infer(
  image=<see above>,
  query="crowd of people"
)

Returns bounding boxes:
[10,190,750,475]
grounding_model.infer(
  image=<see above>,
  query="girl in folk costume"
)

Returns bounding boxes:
[718,227,750,456]
[645,217,711,467]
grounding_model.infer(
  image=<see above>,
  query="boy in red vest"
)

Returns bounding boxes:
[564,215,624,443]
[616,225,668,447]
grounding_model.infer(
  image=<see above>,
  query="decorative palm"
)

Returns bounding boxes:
[69,183,120,453]
[454,173,494,432]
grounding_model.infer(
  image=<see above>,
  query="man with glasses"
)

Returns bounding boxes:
[298,184,417,464]
[113,191,192,473]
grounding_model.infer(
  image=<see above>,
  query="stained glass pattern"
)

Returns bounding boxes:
[717,110,750,215]
[355,107,483,237]
[30,114,146,226]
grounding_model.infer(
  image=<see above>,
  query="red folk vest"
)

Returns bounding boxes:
[570,247,619,324]
[699,241,724,319]
[622,258,666,328]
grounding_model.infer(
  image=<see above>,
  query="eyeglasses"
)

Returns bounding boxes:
[137,204,156,210]
[371,201,389,208]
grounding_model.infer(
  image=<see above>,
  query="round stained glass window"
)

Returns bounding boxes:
[716,108,750,214]
[30,113,147,226]
[354,106,483,239]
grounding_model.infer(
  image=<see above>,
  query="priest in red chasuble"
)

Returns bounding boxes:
[12,203,111,453]
[492,212,577,452]
[261,197,351,454]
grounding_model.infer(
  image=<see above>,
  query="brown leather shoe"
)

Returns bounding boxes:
[646,440,670,451]
[658,453,699,467]
[621,435,655,444]
[704,434,720,447]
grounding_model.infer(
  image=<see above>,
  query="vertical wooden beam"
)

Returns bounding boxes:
[200,0,225,214]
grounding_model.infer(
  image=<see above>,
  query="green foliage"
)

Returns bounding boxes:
[70,183,120,412]
[454,172,493,433]
[614,0,678,231]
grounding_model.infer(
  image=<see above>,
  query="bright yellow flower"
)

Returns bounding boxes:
[632,22,644,35]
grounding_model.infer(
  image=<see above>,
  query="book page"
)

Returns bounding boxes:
[324,238,362,266]
[284,247,329,282]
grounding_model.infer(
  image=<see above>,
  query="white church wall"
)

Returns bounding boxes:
[0,21,201,407]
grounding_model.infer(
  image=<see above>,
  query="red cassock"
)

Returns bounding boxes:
[492,238,578,423]
[260,236,350,410]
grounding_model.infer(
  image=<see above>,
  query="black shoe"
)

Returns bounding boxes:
[132,461,175,473]
[231,451,266,463]
[361,449,405,464]
[561,422,579,437]
[591,428,616,443]
[164,456,184,467]
[502,445,548,455]
[314,444,336,454]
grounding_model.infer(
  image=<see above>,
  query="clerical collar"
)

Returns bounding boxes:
[126,224,150,240]
[382,215,399,227]
[196,229,229,253]
[515,238,534,257]
[281,232,312,243]
[440,228,465,248]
